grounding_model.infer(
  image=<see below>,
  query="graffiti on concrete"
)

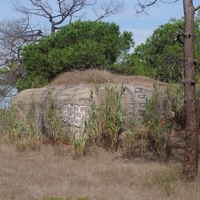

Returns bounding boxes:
[135,87,153,116]
[61,87,158,127]
[78,97,93,104]
[135,87,165,117]
[62,104,91,127]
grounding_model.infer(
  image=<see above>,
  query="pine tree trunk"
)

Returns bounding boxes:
[183,0,199,178]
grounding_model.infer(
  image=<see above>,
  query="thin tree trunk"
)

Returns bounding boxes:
[183,0,199,178]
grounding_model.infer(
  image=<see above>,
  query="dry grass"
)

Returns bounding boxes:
[1,144,200,200]
[49,70,166,89]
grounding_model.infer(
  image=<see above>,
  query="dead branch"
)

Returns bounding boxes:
[12,0,124,34]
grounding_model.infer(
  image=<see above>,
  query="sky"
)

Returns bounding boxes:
[0,0,199,47]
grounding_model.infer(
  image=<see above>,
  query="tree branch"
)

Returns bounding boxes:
[136,0,179,15]
[194,5,200,12]
[94,0,124,21]
[12,0,124,34]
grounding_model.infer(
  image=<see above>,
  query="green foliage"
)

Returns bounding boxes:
[17,39,53,90]
[111,53,156,78]
[111,18,199,81]
[134,19,184,82]
[18,20,134,91]
[132,17,200,82]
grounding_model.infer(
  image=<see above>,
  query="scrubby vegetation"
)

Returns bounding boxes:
[1,10,200,199]
[1,72,200,199]
[0,74,191,160]
[0,78,200,199]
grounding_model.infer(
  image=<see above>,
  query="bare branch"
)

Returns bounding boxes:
[93,0,124,21]
[135,0,158,14]
[194,5,200,12]
[12,0,124,34]
[146,0,157,7]
[135,0,179,15]
[0,15,44,95]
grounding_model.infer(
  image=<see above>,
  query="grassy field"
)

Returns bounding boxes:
[1,143,200,200]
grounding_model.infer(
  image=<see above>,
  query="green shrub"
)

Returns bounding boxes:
[111,53,156,78]
[18,20,134,91]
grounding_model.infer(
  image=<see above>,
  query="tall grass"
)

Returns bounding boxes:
[75,82,124,156]
[121,83,185,160]
[0,78,197,161]
[73,81,176,159]
[43,90,66,144]
[0,105,22,142]
[141,85,174,159]
[24,94,41,143]
[0,91,67,150]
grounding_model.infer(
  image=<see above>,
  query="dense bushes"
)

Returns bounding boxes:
[17,20,134,91]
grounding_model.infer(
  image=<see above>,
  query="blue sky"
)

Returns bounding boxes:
[0,0,199,47]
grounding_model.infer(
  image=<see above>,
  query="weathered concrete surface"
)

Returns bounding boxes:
[13,84,156,135]
[12,70,166,137]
